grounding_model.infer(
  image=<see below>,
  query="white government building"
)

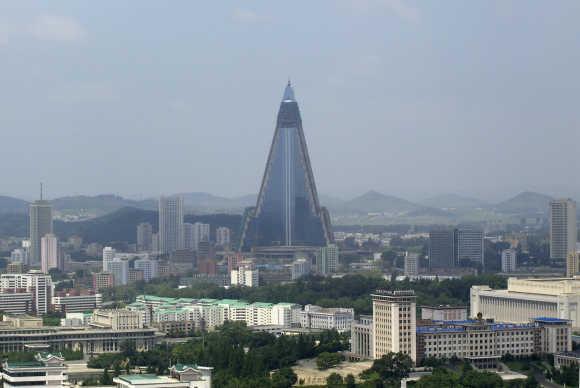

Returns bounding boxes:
[471,277,580,329]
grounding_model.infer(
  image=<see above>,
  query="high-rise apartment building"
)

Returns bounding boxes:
[134,258,159,282]
[215,227,231,248]
[404,252,419,276]
[316,244,339,275]
[567,252,579,279]
[230,261,259,287]
[40,234,60,274]
[102,246,116,271]
[429,227,484,268]
[240,82,332,251]
[93,272,114,291]
[159,196,184,255]
[105,258,129,286]
[136,223,153,252]
[183,222,194,250]
[501,248,517,273]
[456,227,484,266]
[550,199,577,270]
[0,272,53,315]
[372,290,416,363]
[193,222,210,252]
[29,199,53,265]
[428,229,456,269]
[10,249,27,264]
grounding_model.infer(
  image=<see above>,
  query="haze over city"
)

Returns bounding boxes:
[1,1,580,201]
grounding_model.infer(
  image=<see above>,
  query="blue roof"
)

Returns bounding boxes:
[489,323,534,331]
[417,326,465,334]
[533,317,569,323]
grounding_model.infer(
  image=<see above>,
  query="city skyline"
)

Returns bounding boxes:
[1,2,580,201]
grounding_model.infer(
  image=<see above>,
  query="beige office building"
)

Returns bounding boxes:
[471,277,580,329]
[372,290,416,363]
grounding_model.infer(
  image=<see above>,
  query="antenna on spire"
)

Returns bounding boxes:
[40,182,43,201]
[287,77,291,86]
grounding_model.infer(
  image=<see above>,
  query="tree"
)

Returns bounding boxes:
[362,352,412,381]
[100,369,112,385]
[345,373,356,388]
[326,372,343,387]
[460,370,503,387]
[316,352,343,370]
[271,367,297,388]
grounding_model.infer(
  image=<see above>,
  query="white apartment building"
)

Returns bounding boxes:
[102,246,116,269]
[132,295,305,331]
[134,258,159,282]
[372,290,417,363]
[105,257,129,286]
[501,248,517,273]
[40,234,59,274]
[231,262,259,287]
[0,272,53,315]
[471,277,580,329]
[299,304,354,332]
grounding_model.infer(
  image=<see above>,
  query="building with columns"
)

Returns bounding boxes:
[471,277,580,329]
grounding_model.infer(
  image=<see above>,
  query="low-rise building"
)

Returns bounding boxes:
[113,363,212,388]
[351,315,373,360]
[2,314,43,328]
[471,277,580,329]
[92,309,143,330]
[1,352,66,388]
[554,351,580,369]
[52,291,102,313]
[299,304,354,332]
[0,290,33,314]
[416,317,572,368]
[0,325,159,354]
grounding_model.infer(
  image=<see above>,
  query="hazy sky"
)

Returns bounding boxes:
[1,1,579,202]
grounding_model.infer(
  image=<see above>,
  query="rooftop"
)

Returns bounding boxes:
[117,374,179,384]
[5,361,44,369]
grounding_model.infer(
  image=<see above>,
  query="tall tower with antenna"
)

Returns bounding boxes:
[29,183,53,265]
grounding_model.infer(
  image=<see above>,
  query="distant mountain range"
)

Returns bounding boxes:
[0,190,573,221]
